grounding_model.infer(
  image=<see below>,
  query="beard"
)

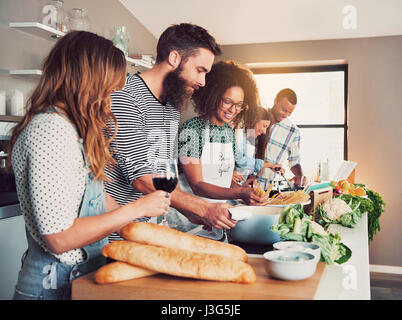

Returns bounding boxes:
[161,64,196,112]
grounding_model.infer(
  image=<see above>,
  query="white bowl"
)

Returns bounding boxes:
[273,241,321,263]
[263,250,318,281]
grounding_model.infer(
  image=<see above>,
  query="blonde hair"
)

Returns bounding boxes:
[9,31,126,181]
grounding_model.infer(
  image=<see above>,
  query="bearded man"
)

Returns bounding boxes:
[105,23,237,241]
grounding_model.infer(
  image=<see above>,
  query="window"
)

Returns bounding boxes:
[252,65,348,180]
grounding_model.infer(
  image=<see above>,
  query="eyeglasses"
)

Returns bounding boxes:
[221,97,248,111]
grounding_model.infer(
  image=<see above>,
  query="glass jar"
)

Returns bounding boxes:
[112,26,130,57]
[69,8,90,31]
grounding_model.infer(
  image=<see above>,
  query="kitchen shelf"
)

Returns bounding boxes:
[9,22,65,40]
[0,115,23,123]
[126,56,154,69]
[9,69,43,78]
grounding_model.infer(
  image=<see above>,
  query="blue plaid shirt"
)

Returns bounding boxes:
[265,117,301,168]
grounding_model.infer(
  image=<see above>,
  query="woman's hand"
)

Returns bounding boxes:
[232,170,245,185]
[131,190,171,218]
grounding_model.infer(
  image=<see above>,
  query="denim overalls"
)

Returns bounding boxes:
[13,108,108,300]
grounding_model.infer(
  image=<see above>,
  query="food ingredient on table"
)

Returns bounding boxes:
[331,179,367,196]
[270,204,352,265]
[267,190,310,205]
[315,197,363,229]
[102,241,256,284]
[95,222,254,284]
[330,181,386,242]
[336,186,385,242]
[253,185,271,198]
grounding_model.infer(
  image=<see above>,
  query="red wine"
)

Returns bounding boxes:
[152,177,178,193]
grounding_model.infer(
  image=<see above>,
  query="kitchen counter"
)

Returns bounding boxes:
[314,213,370,299]
[72,214,370,300]
[249,213,370,299]
[72,258,326,300]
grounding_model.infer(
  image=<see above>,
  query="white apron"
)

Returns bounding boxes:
[179,120,235,240]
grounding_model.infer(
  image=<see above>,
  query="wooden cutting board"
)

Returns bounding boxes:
[72,258,326,300]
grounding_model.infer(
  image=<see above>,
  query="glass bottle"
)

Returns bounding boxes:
[69,8,90,31]
[112,26,130,57]
[52,0,69,32]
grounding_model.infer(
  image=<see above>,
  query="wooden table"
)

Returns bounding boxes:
[72,258,326,300]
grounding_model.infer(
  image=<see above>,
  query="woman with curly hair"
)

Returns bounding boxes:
[9,31,170,300]
[178,60,267,210]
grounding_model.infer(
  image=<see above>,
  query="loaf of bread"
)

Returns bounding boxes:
[102,241,256,284]
[94,261,157,284]
[120,222,247,262]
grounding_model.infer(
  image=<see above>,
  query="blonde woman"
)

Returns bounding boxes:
[9,31,170,300]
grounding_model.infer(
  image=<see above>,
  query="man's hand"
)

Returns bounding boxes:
[239,187,268,206]
[290,164,304,187]
[202,202,237,230]
[290,175,307,188]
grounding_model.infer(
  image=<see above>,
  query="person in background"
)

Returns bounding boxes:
[105,23,236,239]
[257,88,304,187]
[178,60,267,205]
[232,106,284,186]
[8,31,170,300]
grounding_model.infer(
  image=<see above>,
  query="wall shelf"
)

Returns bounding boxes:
[9,22,65,40]
[9,69,43,78]
[9,22,154,70]
[126,56,154,69]
[0,116,23,123]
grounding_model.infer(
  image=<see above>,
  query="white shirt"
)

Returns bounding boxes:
[12,112,87,265]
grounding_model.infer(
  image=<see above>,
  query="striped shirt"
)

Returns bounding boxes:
[105,74,180,240]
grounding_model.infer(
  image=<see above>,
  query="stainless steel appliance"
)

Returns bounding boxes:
[0,135,20,219]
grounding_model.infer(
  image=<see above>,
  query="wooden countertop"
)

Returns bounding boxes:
[72,258,326,300]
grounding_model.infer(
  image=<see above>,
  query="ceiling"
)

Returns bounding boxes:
[120,0,402,45]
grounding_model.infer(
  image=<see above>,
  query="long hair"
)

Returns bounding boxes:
[248,106,271,160]
[8,31,126,181]
[192,60,260,128]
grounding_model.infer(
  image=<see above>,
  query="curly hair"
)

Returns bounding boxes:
[192,60,260,127]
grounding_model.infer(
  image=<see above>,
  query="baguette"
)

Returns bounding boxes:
[94,261,157,284]
[120,222,248,262]
[102,241,256,284]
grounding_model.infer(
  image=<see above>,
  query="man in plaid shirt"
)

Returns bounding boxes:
[258,88,304,187]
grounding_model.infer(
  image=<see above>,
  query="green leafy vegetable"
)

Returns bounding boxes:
[365,189,386,242]
[334,186,385,242]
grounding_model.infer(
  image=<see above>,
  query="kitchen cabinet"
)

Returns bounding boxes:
[0,215,27,299]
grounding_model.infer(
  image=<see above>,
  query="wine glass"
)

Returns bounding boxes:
[152,159,178,227]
